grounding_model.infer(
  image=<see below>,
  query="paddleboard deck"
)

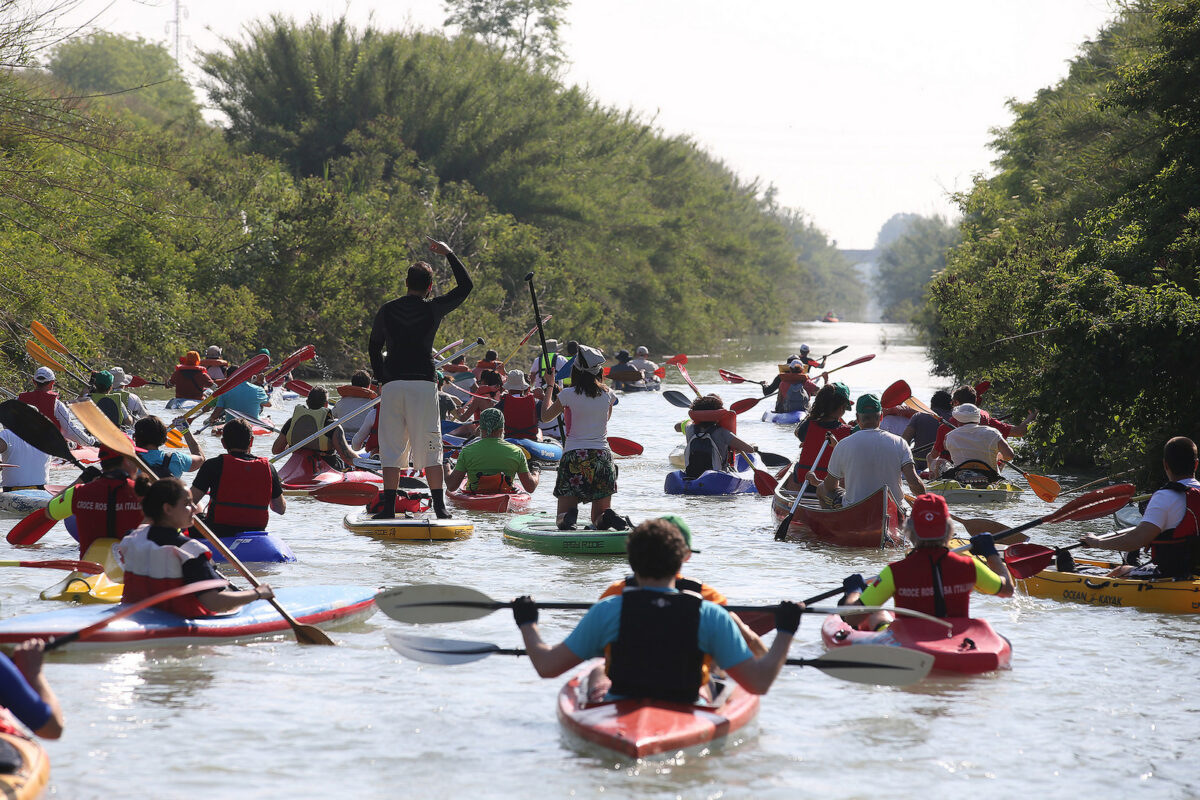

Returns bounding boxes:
[342,512,473,541]
[503,513,627,555]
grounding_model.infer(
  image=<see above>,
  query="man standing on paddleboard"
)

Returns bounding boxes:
[369,237,472,519]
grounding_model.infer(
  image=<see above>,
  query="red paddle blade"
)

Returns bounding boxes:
[975,380,991,398]
[4,559,104,574]
[753,469,778,496]
[311,482,380,505]
[718,369,745,384]
[1044,483,1135,524]
[128,375,149,388]
[676,364,701,395]
[211,353,270,398]
[730,396,764,414]
[665,354,688,366]
[6,511,56,545]
[653,366,665,378]
[1002,543,1055,579]
[880,379,912,409]
[607,437,643,456]
[285,379,313,397]
[265,344,316,386]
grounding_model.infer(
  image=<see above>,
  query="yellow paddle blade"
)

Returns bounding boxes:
[30,320,69,355]
[25,340,67,372]
[164,428,186,449]
[1026,473,1061,503]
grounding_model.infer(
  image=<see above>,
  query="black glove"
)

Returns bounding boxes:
[528,461,541,474]
[78,466,101,483]
[970,533,999,558]
[512,595,538,627]
[842,573,867,595]
[774,600,803,635]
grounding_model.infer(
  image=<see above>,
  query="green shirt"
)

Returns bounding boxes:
[454,437,529,491]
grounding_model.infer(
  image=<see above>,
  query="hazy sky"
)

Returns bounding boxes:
[59,0,1120,249]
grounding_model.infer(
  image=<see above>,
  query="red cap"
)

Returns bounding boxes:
[911,493,950,539]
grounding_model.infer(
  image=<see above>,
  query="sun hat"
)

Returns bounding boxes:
[952,403,982,423]
[108,367,131,388]
[574,345,606,375]
[615,349,631,362]
[92,370,114,391]
[911,493,950,539]
[206,345,222,358]
[635,346,649,356]
[478,407,505,435]
[503,370,530,391]
[33,366,55,383]
[855,393,882,414]
[658,513,699,553]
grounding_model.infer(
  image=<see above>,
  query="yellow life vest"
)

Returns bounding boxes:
[287,406,332,453]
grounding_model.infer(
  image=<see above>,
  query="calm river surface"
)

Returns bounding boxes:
[2,322,1196,799]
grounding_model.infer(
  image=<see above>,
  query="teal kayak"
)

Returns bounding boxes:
[503,512,627,555]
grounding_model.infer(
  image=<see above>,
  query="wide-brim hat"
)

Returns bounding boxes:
[503,370,530,391]
[952,403,981,423]
[108,367,131,388]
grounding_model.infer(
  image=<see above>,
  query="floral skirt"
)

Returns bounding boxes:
[553,448,617,503]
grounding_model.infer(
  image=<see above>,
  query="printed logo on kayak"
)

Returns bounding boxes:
[1062,590,1124,606]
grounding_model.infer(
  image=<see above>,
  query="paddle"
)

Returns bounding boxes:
[757,451,790,469]
[384,631,932,686]
[675,363,701,396]
[70,399,335,646]
[718,369,765,386]
[226,409,280,432]
[263,345,316,387]
[499,316,551,367]
[284,379,313,397]
[0,559,103,574]
[729,393,775,414]
[663,390,692,409]
[816,345,848,360]
[434,339,465,359]
[176,353,271,428]
[523,273,565,442]
[902,493,1014,538]
[665,354,687,366]
[750,453,779,496]
[126,375,167,388]
[607,437,643,457]
[308,482,382,505]
[30,320,95,375]
[999,530,1137,579]
[975,380,991,398]
[44,579,228,651]
[880,380,911,409]
[773,433,834,541]
[1004,463,1061,502]
[814,354,875,383]
[1059,470,1134,497]
[25,340,88,388]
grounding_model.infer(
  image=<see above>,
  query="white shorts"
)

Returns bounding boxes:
[379,380,443,470]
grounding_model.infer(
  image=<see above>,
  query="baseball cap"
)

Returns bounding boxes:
[799,344,811,353]
[478,407,504,435]
[635,346,649,356]
[92,370,114,391]
[856,393,882,414]
[787,357,803,368]
[33,366,55,383]
[952,403,982,423]
[206,345,222,358]
[832,382,851,403]
[659,513,699,553]
[911,493,950,539]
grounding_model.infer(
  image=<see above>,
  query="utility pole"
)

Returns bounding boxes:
[166,0,188,64]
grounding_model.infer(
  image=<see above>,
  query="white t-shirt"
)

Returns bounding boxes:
[944,423,1005,468]
[0,429,51,488]
[558,388,615,452]
[826,427,914,506]
[1142,477,1200,532]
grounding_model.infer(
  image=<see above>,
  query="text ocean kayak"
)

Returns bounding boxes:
[1017,557,1200,613]
[821,614,1012,674]
[503,513,627,555]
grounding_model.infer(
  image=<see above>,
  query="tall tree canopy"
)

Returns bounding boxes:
[443,0,569,71]
[875,215,958,324]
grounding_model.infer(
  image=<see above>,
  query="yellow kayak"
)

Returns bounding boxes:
[39,538,124,604]
[926,479,1022,504]
[1019,557,1200,614]
[0,713,50,800]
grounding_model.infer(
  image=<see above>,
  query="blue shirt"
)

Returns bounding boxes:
[563,587,753,670]
[215,382,269,419]
[141,448,191,479]
[0,654,51,732]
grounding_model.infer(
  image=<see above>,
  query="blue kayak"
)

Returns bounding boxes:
[663,454,759,496]
[0,585,376,650]
[63,518,295,563]
[761,410,803,425]
[507,437,562,463]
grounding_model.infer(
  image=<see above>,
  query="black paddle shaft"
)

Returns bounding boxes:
[524,273,566,441]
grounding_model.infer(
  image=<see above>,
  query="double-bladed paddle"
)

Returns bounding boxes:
[25,340,88,388]
[127,375,167,388]
[663,389,692,409]
[499,316,550,367]
[718,369,765,386]
[814,354,875,382]
[815,345,848,361]
[284,379,313,397]
[675,363,702,396]
[0,559,103,574]
[773,433,834,541]
[176,353,271,428]
[306,482,383,505]
[30,320,95,375]
[263,345,316,388]
[607,437,643,457]
[665,354,688,366]
[1003,462,1061,503]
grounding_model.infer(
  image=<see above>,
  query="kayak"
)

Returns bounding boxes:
[507,437,561,463]
[925,479,1022,504]
[0,716,49,800]
[446,488,532,513]
[342,512,473,541]
[503,512,627,555]
[0,585,376,650]
[164,397,199,410]
[668,443,685,469]
[0,489,53,516]
[207,530,296,564]
[664,454,759,496]
[1018,558,1200,613]
[821,614,1012,674]
[277,451,381,492]
[610,379,662,393]
[771,485,905,548]
[761,410,803,425]
[212,423,271,437]
[557,660,760,758]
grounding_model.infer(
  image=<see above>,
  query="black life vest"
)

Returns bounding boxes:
[608,589,704,704]
[1149,482,1200,578]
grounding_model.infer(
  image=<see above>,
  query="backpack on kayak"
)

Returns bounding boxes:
[684,424,723,479]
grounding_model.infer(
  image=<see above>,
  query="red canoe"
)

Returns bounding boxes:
[556,660,760,758]
[277,451,382,491]
[771,485,904,548]
[446,489,532,513]
[821,614,1012,674]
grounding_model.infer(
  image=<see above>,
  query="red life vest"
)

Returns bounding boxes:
[1149,482,1200,578]
[71,475,143,556]
[443,363,470,373]
[472,360,505,380]
[17,389,60,432]
[208,454,273,530]
[170,364,211,400]
[795,419,851,482]
[887,547,978,617]
[336,385,377,399]
[116,525,217,617]
[687,409,736,434]
[500,393,539,438]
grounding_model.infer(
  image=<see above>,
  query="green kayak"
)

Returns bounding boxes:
[503,512,627,555]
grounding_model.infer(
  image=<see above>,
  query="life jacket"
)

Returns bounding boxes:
[1149,482,1200,578]
[199,357,229,380]
[287,406,332,453]
[442,363,470,373]
[531,354,558,386]
[336,385,377,400]
[71,474,143,556]
[500,393,539,438]
[91,390,129,427]
[777,372,811,413]
[608,589,705,703]
[473,472,516,493]
[471,360,505,380]
[888,547,978,617]
[207,454,272,530]
[17,389,60,432]
[115,525,218,617]
[794,419,850,482]
[170,364,210,400]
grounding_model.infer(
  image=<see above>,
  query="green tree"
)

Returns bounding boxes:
[443,0,569,71]
[875,215,958,324]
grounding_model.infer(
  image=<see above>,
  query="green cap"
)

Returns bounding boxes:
[832,382,851,403]
[658,514,699,553]
[257,348,271,358]
[856,393,882,414]
[435,370,446,384]
[478,406,504,435]
[93,370,114,391]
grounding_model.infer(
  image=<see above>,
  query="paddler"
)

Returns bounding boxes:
[606,350,642,386]
[447,369,502,438]
[627,346,659,379]
[45,443,145,558]
[781,383,854,492]
[510,519,801,700]
[200,345,230,380]
[936,403,1015,485]
[529,339,566,390]
[1075,436,1200,579]
[471,349,506,381]
[769,357,818,415]
[332,370,378,438]
[446,408,540,495]
[107,367,147,421]
[116,476,273,616]
[88,370,136,430]
[673,394,759,479]
[368,236,472,520]
[190,419,286,536]
[166,350,215,401]
[493,370,542,440]
[135,416,203,478]
[270,387,359,470]
[901,390,953,471]
[929,385,1037,469]
[17,367,93,446]
[838,493,1013,631]
[207,360,271,425]
[0,426,51,493]
[0,640,64,739]
[582,515,768,702]
[816,393,926,509]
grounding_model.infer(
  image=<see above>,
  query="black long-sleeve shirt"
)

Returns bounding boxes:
[368,253,473,383]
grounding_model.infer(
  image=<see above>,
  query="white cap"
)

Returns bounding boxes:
[799,343,811,353]
[33,366,55,383]
[952,403,981,423]
[635,346,649,356]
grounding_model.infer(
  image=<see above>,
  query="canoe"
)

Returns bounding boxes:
[821,614,1011,674]
[342,512,473,541]
[770,485,905,548]
[557,660,759,758]
[507,437,561,464]
[446,488,533,513]
[503,512,627,555]
[278,451,381,492]
[925,479,1022,504]
[0,717,49,800]
[761,410,803,425]
[664,454,758,496]
[164,397,199,410]
[1017,558,1200,614]
[0,586,376,650]
[610,379,662,393]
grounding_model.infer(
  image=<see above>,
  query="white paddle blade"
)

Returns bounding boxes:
[375,584,500,624]
[801,645,933,686]
[385,632,501,665]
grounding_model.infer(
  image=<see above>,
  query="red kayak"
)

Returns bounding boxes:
[277,451,382,491]
[821,614,1012,674]
[446,489,532,513]
[556,660,760,758]
[771,485,905,548]
[211,424,271,437]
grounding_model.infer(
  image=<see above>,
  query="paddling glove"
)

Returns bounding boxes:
[970,533,999,558]
[843,574,868,595]
[78,466,101,483]
[512,596,538,627]
[774,601,803,635]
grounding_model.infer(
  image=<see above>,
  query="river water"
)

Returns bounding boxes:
[2,322,1196,799]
